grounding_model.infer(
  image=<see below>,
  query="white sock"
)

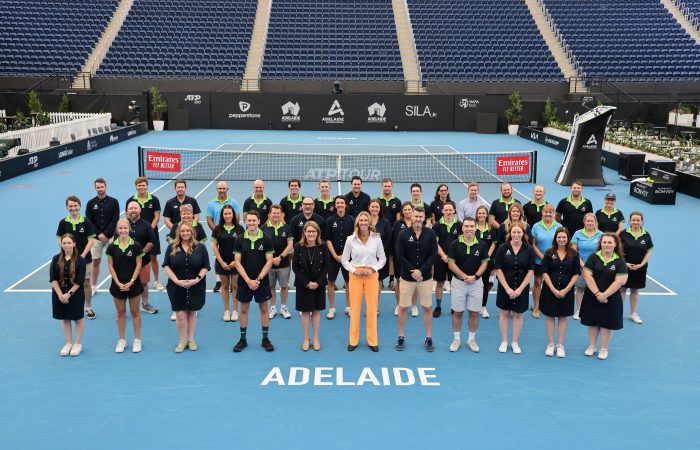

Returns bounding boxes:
[468,332,476,341]
[453,332,460,340]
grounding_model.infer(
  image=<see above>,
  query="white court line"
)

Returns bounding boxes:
[219,142,448,148]
[646,275,677,296]
[5,149,217,293]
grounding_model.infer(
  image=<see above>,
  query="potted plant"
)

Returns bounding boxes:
[13,110,31,130]
[58,94,70,113]
[28,90,51,126]
[149,87,167,131]
[541,97,558,127]
[668,103,693,127]
[505,91,522,135]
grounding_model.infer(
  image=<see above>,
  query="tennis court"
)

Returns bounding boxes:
[0,129,696,449]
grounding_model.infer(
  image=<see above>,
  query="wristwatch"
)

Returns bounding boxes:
[474,274,481,280]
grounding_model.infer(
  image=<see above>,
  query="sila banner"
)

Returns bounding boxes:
[555,106,617,187]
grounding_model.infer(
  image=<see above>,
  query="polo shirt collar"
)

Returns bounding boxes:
[580,228,599,238]
[244,229,263,248]
[595,250,619,265]
[439,216,457,231]
[132,193,153,207]
[266,221,284,235]
[538,220,557,231]
[65,215,86,228]
[250,195,268,206]
[380,193,395,203]
[117,237,135,252]
[213,196,231,205]
[458,235,478,253]
[625,227,646,239]
[316,196,333,205]
[286,194,301,204]
[600,207,619,218]
[567,195,587,207]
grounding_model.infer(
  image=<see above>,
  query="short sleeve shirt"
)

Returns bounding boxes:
[523,200,549,226]
[619,228,653,266]
[429,199,447,222]
[325,214,354,253]
[233,229,274,279]
[584,251,628,292]
[279,195,304,221]
[541,249,581,290]
[106,238,144,283]
[571,229,603,263]
[128,217,156,264]
[167,221,208,243]
[206,197,241,226]
[125,193,161,227]
[314,197,336,219]
[447,236,489,276]
[489,197,521,224]
[262,221,293,268]
[595,208,625,233]
[163,195,201,224]
[475,224,497,256]
[530,220,560,264]
[345,191,371,218]
[434,217,462,252]
[212,224,244,263]
[56,215,96,264]
[556,196,593,234]
[378,195,402,224]
[242,195,273,223]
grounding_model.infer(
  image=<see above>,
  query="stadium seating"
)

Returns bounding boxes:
[96,0,257,78]
[407,0,564,81]
[675,0,700,29]
[261,0,403,80]
[542,0,700,81]
[0,0,118,75]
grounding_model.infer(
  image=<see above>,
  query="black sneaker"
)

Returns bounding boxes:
[233,339,248,352]
[395,336,405,351]
[213,281,221,292]
[432,306,442,318]
[86,309,96,320]
[425,337,435,352]
[262,338,275,352]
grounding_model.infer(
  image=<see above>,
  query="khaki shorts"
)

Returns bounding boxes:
[398,279,433,308]
[84,262,92,280]
[90,238,112,259]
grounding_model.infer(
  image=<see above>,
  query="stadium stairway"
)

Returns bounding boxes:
[526,0,580,92]
[242,0,272,92]
[392,0,426,93]
[73,0,134,89]
[661,0,700,44]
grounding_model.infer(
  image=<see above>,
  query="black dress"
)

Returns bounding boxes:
[50,254,86,320]
[620,228,653,289]
[580,252,628,330]
[162,244,210,311]
[539,249,581,317]
[292,243,330,312]
[212,224,243,276]
[494,242,535,313]
[106,239,145,299]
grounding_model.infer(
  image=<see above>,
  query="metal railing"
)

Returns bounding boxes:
[568,77,639,103]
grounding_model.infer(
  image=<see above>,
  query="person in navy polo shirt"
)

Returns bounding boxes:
[345,176,371,218]
[433,201,461,317]
[233,211,275,353]
[595,193,625,234]
[86,178,119,297]
[57,195,96,319]
[409,183,433,224]
[243,179,273,224]
[556,180,593,236]
[314,178,336,219]
[378,178,402,289]
[163,178,201,229]
[489,182,520,228]
[290,197,326,242]
[523,185,549,226]
[279,178,304,221]
[125,201,157,315]
[263,205,294,320]
[127,177,164,293]
[325,196,354,319]
[430,183,451,223]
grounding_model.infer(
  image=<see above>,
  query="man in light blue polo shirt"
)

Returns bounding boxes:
[206,181,241,230]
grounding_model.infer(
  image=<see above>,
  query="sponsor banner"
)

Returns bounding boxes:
[0,123,147,182]
[164,92,211,129]
[518,126,569,151]
[211,94,454,131]
[146,151,181,172]
[496,155,530,176]
[454,95,508,132]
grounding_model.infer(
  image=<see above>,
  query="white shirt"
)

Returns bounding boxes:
[341,233,387,274]
[457,196,489,222]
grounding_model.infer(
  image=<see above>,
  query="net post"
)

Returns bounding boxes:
[336,155,342,182]
[532,150,538,184]
[138,146,144,176]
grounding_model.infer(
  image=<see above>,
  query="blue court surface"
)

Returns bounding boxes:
[1,129,697,449]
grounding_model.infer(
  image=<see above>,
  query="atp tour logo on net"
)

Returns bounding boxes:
[322,100,344,124]
[281,101,301,123]
[304,168,381,181]
[229,101,261,119]
[367,102,387,124]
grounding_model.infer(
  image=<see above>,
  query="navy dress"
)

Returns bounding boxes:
[163,244,210,311]
[579,252,628,330]
[494,243,535,313]
[539,249,581,317]
[619,228,653,289]
[50,255,86,320]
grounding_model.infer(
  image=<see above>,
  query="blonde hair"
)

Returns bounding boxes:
[353,211,377,236]
[170,221,197,255]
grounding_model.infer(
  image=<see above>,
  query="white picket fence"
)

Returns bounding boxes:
[49,112,105,124]
[0,113,112,154]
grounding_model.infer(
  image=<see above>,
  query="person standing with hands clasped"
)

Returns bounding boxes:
[580,233,628,360]
[51,234,87,356]
[494,224,535,354]
[619,212,653,324]
[293,221,330,351]
[395,206,438,352]
[162,222,210,353]
[342,212,386,352]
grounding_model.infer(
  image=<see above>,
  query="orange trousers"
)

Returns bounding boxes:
[348,268,379,346]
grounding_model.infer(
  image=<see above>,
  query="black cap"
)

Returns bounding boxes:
[605,193,616,200]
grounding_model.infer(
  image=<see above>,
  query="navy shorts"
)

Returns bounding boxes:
[237,278,272,303]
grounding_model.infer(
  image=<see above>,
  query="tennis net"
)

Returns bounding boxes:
[138,146,537,183]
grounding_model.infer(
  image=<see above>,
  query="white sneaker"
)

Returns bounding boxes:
[223,310,231,322]
[630,313,643,324]
[394,305,399,316]
[280,306,292,319]
[598,349,609,360]
[115,339,127,353]
[498,341,508,353]
[268,305,277,319]
[154,280,165,291]
[132,339,142,353]
[556,344,565,358]
[467,339,480,353]
[584,346,596,356]
[231,310,239,321]
[511,342,522,354]
[545,343,555,357]
[60,343,72,356]
[326,308,336,320]
[345,306,351,317]
[170,312,176,321]
[69,344,82,356]
[411,306,419,317]
[449,339,460,352]
[573,310,580,320]
[481,307,490,319]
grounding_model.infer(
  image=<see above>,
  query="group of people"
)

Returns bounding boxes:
[52,176,653,360]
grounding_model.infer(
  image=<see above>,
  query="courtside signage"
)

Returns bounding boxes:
[496,155,530,175]
[261,366,440,386]
[146,151,181,172]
